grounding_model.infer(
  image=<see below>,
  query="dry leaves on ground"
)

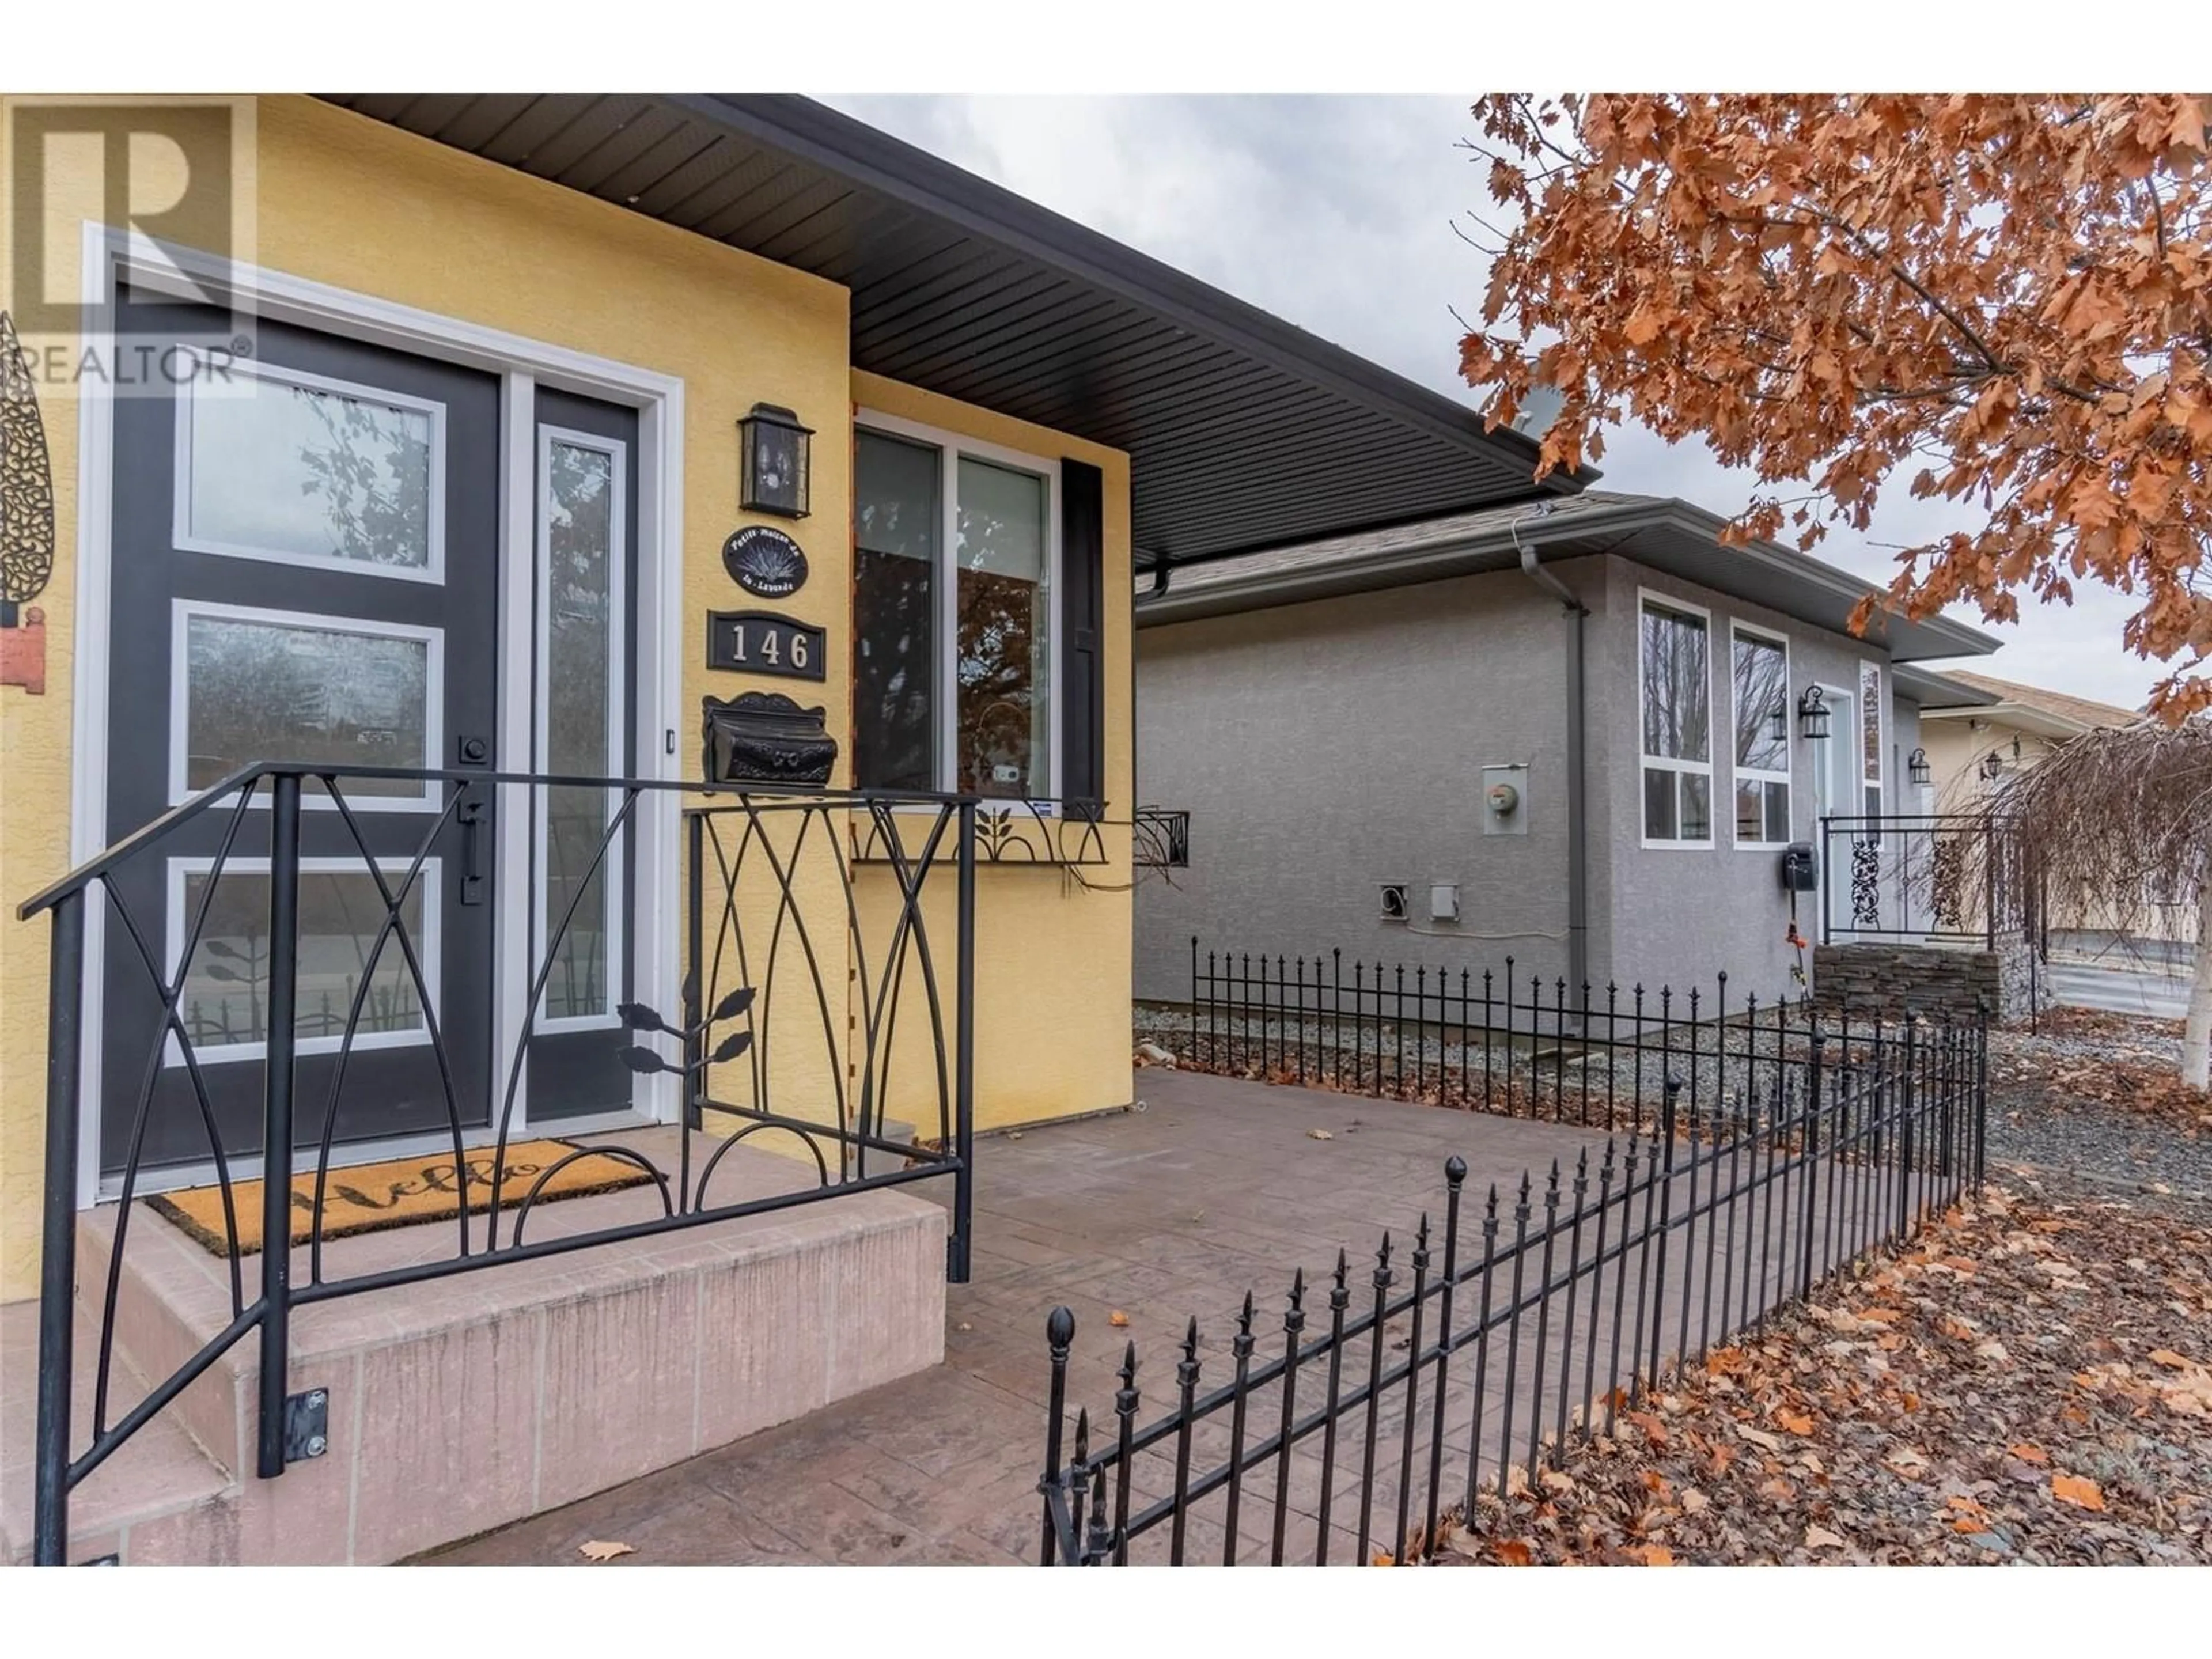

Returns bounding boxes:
[1989,1010,2209,1138]
[577,1539,635,1563]
[1435,1187,2211,1565]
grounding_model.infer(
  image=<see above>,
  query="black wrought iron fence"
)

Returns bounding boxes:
[1039,1009,1986,1566]
[19,761,978,1566]
[1184,940,1854,1135]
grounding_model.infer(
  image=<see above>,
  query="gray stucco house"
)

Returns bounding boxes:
[1133,490,2002,1008]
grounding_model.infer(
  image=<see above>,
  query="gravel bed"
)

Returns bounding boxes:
[1983,1013,2212,1220]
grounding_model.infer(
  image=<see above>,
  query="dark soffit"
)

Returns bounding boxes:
[320,92,1585,569]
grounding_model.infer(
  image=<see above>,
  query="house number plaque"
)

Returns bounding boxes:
[706,610,826,682]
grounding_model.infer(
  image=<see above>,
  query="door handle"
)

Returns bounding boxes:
[459,799,487,906]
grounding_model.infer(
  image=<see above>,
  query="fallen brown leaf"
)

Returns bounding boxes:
[578,1539,635,1563]
[2052,1474,2106,1511]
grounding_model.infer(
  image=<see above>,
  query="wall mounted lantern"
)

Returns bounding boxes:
[1797,684,1831,742]
[1979,749,2005,782]
[1908,747,1931,787]
[738,403,812,519]
[1767,700,1787,744]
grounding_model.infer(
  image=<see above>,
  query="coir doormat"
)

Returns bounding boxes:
[147,1140,656,1257]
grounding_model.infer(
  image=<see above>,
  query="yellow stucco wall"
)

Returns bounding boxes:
[847,373,1135,1142]
[0,96,1132,1301]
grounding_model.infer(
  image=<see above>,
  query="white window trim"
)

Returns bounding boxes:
[533,424,629,1035]
[1729,619,1795,850]
[854,406,1063,805]
[162,854,444,1067]
[1637,588,1717,850]
[168,597,447,813]
[172,354,448,584]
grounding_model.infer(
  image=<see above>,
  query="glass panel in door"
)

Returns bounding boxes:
[100,295,502,1177]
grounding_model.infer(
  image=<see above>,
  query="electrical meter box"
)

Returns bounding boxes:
[1480,763,1529,836]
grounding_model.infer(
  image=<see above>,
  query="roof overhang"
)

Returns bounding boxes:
[323,93,1582,567]
[1135,494,2002,663]
[1892,664,2003,711]
[1918,700,2094,737]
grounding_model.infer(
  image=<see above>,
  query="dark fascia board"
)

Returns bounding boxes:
[677,94,1587,501]
[1135,494,2003,662]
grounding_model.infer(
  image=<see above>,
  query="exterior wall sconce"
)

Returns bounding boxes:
[738,403,812,519]
[1797,684,1831,741]
[1908,747,1931,786]
[1979,749,2005,782]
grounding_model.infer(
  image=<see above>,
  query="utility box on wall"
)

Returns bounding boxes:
[1480,763,1529,836]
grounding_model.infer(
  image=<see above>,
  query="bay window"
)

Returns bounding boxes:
[1730,624,1791,847]
[1639,594,1714,846]
[854,417,1058,800]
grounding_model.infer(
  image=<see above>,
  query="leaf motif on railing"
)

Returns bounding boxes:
[615,986,755,1076]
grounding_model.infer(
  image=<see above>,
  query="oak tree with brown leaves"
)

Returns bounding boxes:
[1458,94,2212,721]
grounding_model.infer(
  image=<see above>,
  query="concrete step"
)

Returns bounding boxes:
[1,1298,236,1566]
[13,1128,948,1564]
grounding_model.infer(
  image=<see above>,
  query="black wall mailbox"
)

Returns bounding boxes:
[701,691,837,786]
[1781,841,1819,892]
[706,610,825,681]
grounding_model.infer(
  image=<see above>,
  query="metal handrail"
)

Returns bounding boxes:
[18,759,980,919]
[23,761,980,1565]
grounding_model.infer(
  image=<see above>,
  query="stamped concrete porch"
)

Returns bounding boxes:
[424,1069,1626,1566]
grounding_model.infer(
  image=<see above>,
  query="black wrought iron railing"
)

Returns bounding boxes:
[1039,1010,1987,1566]
[852,794,1112,868]
[19,762,978,1566]
[1182,941,1850,1135]
[1134,807,1190,871]
[1817,812,2044,949]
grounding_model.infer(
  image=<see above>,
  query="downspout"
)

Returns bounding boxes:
[1512,505,1589,1006]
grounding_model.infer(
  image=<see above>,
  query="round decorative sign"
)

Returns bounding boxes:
[722,525,809,599]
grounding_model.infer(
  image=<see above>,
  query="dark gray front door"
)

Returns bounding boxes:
[100,290,501,1177]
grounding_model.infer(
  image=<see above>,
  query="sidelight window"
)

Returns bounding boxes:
[536,429,627,1028]
[1859,660,1884,816]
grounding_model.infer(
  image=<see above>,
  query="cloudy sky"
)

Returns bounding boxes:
[827,94,2161,713]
